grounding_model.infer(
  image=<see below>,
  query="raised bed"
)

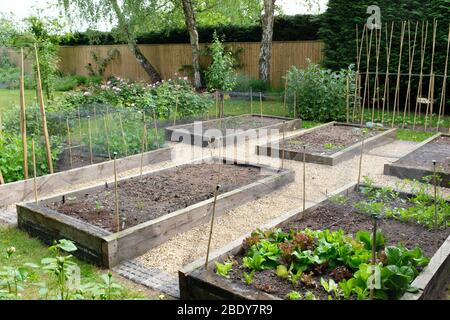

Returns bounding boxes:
[257,122,397,166]
[384,133,450,188]
[0,146,172,207]
[17,158,294,268]
[165,114,301,147]
[179,183,449,300]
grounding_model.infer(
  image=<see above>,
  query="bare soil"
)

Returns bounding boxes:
[46,163,267,232]
[56,146,108,172]
[176,115,284,135]
[395,136,450,173]
[225,190,449,300]
[283,125,383,155]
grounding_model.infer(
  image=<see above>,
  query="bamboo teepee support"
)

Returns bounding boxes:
[66,118,73,169]
[391,21,406,128]
[34,43,53,174]
[31,136,38,204]
[103,115,111,160]
[118,112,128,156]
[19,48,28,179]
[425,19,438,131]
[353,24,366,122]
[381,22,394,124]
[87,116,93,164]
[437,23,450,132]
[413,21,429,130]
[371,26,382,123]
[402,21,419,128]
[360,26,374,126]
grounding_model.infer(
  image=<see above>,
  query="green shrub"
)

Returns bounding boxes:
[53,74,102,92]
[233,74,268,92]
[205,32,236,92]
[286,62,355,122]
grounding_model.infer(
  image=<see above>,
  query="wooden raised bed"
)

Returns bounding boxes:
[257,122,397,166]
[165,114,301,148]
[17,158,294,268]
[179,183,449,300]
[0,146,172,207]
[384,133,450,188]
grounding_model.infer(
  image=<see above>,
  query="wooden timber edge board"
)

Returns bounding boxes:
[164,114,301,147]
[179,182,450,300]
[257,122,397,166]
[0,146,173,207]
[17,157,295,268]
[384,133,450,188]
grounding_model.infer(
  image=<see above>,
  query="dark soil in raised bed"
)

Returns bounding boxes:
[224,190,449,300]
[56,147,109,172]
[175,115,284,135]
[45,163,267,232]
[283,125,383,155]
[395,136,450,173]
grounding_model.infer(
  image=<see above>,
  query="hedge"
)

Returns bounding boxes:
[60,15,321,46]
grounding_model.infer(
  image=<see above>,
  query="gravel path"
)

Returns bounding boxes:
[136,134,449,275]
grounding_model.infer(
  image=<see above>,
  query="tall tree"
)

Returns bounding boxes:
[259,0,275,83]
[181,0,201,89]
[60,0,162,82]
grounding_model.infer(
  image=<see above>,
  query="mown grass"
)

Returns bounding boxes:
[0,225,150,300]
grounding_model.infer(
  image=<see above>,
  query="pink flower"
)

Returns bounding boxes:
[83,91,91,96]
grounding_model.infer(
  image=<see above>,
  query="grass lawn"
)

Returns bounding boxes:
[0,225,153,300]
[0,89,39,111]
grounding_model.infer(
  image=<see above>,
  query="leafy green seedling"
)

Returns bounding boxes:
[215,261,233,279]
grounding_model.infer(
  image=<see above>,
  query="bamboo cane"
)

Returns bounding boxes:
[425,20,437,130]
[32,136,38,204]
[357,134,365,190]
[153,109,159,148]
[402,21,419,128]
[371,26,382,123]
[259,92,263,120]
[346,75,350,123]
[391,21,406,128]
[293,91,297,119]
[118,112,128,156]
[382,22,394,124]
[250,88,253,114]
[173,94,179,126]
[205,184,220,268]
[353,24,366,122]
[414,21,429,129]
[113,152,120,233]
[283,77,288,115]
[19,48,28,179]
[215,91,219,119]
[302,145,306,212]
[437,23,450,132]
[66,118,73,169]
[34,43,53,174]
[360,26,373,126]
[140,120,147,179]
[103,115,111,160]
[87,115,93,164]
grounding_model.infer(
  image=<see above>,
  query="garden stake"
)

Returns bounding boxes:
[403,21,419,128]
[87,116,93,164]
[140,121,147,179]
[371,27,381,123]
[433,160,438,229]
[425,20,437,130]
[34,43,53,174]
[437,23,450,132]
[303,145,306,212]
[281,121,286,169]
[293,91,297,119]
[250,88,253,114]
[103,115,111,160]
[153,109,159,148]
[346,75,350,123]
[205,184,221,269]
[118,112,128,156]
[360,26,373,126]
[215,91,219,118]
[0,167,4,185]
[391,21,406,128]
[66,118,73,169]
[370,214,378,300]
[77,107,82,143]
[113,152,120,233]
[356,134,365,191]
[353,24,366,122]
[173,94,179,126]
[19,48,28,179]
[259,92,263,120]
[381,22,394,124]
[32,136,38,204]
[413,21,428,130]
[283,77,288,115]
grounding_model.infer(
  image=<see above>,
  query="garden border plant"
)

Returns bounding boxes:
[179,182,449,300]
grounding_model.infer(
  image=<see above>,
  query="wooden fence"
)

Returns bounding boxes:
[4,41,324,87]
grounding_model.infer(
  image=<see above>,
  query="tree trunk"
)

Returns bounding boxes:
[259,0,276,83]
[109,0,161,83]
[181,0,202,89]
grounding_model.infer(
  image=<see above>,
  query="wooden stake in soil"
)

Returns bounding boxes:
[259,92,263,120]
[414,21,429,130]
[205,184,221,269]
[433,160,438,229]
[118,112,128,156]
[87,116,93,164]
[425,20,437,131]
[140,120,147,179]
[113,152,120,233]
[215,91,219,119]
[391,21,406,128]
[356,133,365,190]
[34,43,53,174]
[283,76,288,116]
[360,26,373,126]
[382,22,395,124]
[402,21,419,128]
[293,91,297,119]
[103,115,111,160]
[31,136,38,204]
[346,75,350,123]
[302,145,306,212]
[66,118,73,169]
[77,107,82,143]
[281,121,286,169]
[152,109,159,148]
[250,88,253,114]
[173,94,179,126]
[19,48,28,179]
[371,26,382,123]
